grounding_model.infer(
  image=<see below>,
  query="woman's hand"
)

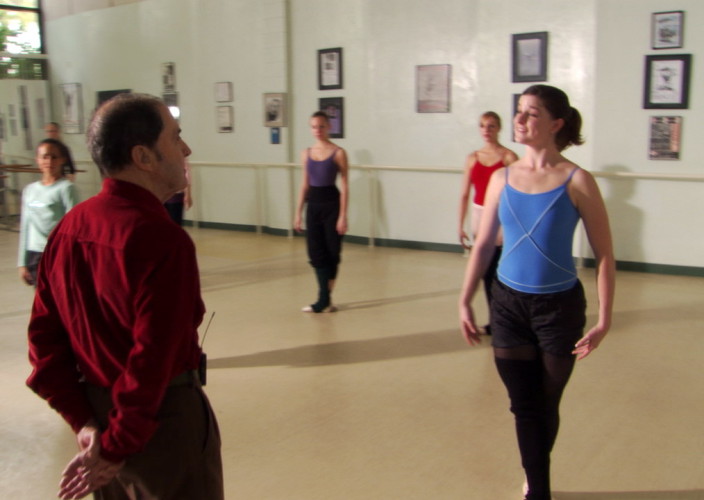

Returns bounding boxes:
[572,323,609,360]
[336,216,348,235]
[19,266,34,286]
[459,229,472,250]
[459,301,482,346]
[293,215,303,233]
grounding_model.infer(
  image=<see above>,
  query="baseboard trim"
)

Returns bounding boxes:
[183,221,703,277]
[581,257,704,277]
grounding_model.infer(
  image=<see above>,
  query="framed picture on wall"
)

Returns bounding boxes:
[416,64,451,113]
[649,116,682,160]
[319,97,344,138]
[216,105,234,133]
[214,82,233,102]
[643,54,691,109]
[651,11,684,50]
[511,32,548,83]
[318,47,343,90]
[162,62,176,93]
[60,83,84,134]
[264,93,287,127]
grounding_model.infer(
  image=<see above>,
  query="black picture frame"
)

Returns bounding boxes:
[512,32,548,83]
[643,54,691,109]
[319,97,344,138]
[651,11,684,50]
[318,47,343,90]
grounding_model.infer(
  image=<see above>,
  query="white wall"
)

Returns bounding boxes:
[37,0,704,271]
[593,0,704,268]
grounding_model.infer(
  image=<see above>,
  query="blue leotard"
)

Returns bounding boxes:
[497,168,580,294]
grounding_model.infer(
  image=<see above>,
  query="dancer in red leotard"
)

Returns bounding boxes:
[458,111,518,334]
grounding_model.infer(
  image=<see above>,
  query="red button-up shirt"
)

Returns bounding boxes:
[27,178,205,462]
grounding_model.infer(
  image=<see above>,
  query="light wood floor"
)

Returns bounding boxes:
[1,227,703,499]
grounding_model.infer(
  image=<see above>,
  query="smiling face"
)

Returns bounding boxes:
[36,143,65,178]
[310,115,330,141]
[513,94,563,148]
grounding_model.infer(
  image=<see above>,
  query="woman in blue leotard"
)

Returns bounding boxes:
[459,85,615,500]
[294,111,349,312]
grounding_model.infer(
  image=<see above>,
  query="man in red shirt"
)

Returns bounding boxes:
[27,93,223,499]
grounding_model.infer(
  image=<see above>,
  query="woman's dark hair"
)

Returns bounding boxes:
[311,110,330,122]
[481,111,501,129]
[37,138,75,177]
[522,84,584,151]
[87,93,164,177]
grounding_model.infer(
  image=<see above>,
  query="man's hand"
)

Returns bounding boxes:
[58,424,124,499]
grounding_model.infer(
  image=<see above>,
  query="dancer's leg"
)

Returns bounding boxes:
[494,345,551,500]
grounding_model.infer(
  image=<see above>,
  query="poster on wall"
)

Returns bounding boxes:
[60,83,83,134]
[216,105,234,133]
[648,116,682,160]
[162,62,176,93]
[214,82,233,102]
[416,64,451,113]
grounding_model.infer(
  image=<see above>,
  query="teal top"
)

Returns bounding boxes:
[18,178,77,266]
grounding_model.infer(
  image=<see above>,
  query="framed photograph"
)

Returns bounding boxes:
[652,11,684,49]
[318,47,343,90]
[60,83,84,134]
[649,116,682,160]
[216,105,234,133]
[416,64,451,113]
[643,54,691,109]
[512,32,548,83]
[319,97,344,138]
[162,62,176,93]
[214,82,233,102]
[263,93,287,127]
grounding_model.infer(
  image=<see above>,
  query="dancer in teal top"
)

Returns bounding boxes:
[459,85,615,500]
[18,139,77,285]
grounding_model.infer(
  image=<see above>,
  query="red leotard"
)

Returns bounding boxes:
[469,159,505,206]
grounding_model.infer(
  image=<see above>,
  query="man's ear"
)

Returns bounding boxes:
[131,145,154,171]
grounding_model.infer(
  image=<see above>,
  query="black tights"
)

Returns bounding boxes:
[494,345,576,500]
